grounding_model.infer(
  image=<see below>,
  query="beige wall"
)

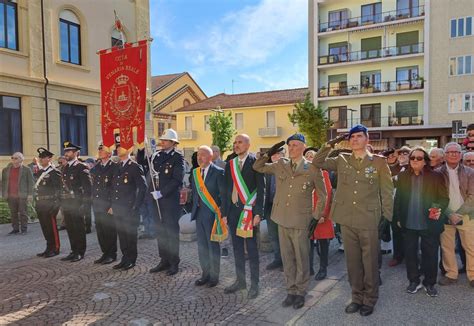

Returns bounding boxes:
[0,0,151,170]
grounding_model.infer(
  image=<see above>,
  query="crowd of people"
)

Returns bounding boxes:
[1,123,473,317]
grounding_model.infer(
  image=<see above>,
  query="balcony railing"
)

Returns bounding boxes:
[178,130,197,140]
[319,43,424,66]
[331,115,424,129]
[319,5,425,33]
[319,79,424,98]
[258,127,282,137]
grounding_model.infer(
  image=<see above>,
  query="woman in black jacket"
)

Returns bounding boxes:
[393,147,449,297]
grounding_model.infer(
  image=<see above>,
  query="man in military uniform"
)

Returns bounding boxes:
[253,134,327,309]
[137,129,184,276]
[111,145,147,270]
[312,125,394,316]
[34,147,62,258]
[90,143,119,265]
[60,142,92,262]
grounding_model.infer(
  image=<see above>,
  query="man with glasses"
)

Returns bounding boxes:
[2,152,34,235]
[437,142,474,288]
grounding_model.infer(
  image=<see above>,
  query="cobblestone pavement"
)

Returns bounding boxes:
[0,222,345,325]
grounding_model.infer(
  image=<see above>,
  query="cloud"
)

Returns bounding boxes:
[149,0,176,48]
[183,0,307,68]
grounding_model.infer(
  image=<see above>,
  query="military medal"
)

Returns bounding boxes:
[165,168,169,174]
[124,177,128,184]
[105,177,108,183]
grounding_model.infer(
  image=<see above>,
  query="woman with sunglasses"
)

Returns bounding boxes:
[393,147,449,297]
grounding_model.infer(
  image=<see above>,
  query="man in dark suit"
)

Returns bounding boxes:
[191,145,225,287]
[222,134,264,299]
[111,145,147,270]
[34,147,62,257]
[90,143,119,265]
[60,142,92,262]
[137,129,185,276]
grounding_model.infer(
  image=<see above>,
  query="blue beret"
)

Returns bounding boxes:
[287,133,306,144]
[349,124,368,138]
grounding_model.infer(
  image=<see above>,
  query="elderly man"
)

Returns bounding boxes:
[211,145,226,169]
[223,134,264,299]
[438,142,474,288]
[430,148,445,169]
[191,146,225,287]
[464,152,474,169]
[312,125,394,316]
[254,134,326,309]
[2,152,34,235]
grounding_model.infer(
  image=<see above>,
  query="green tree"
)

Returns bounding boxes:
[208,108,235,153]
[288,92,332,147]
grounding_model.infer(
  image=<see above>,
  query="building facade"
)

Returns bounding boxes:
[175,88,307,162]
[0,0,151,170]
[309,0,473,149]
[151,72,207,141]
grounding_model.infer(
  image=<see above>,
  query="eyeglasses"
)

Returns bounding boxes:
[467,147,474,151]
[11,157,20,160]
[467,133,474,137]
[445,151,461,155]
[465,160,474,163]
[410,156,424,161]
[399,151,409,155]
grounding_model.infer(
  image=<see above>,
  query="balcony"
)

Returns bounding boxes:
[318,43,424,66]
[319,79,424,98]
[319,5,425,34]
[331,115,424,129]
[178,130,197,140]
[258,127,282,138]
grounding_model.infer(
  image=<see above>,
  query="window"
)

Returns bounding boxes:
[396,66,419,89]
[449,93,474,113]
[360,104,381,127]
[361,2,382,24]
[184,116,193,131]
[360,70,381,91]
[397,0,419,18]
[235,113,243,130]
[111,28,125,47]
[327,74,348,96]
[0,95,21,155]
[328,9,349,29]
[396,31,419,54]
[0,0,18,50]
[183,99,191,107]
[396,100,418,117]
[449,55,473,76]
[361,36,382,59]
[328,42,348,62]
[158,122,165,136]
[59,10,81,65]
[204,115,209,131]
[451,17,473,38]
[329,106,347,129]
[60,103,88,155]
[266,111,275,128]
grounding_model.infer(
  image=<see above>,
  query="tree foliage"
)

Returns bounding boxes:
[208,109,235,153]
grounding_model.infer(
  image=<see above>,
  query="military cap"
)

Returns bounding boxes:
[348,124,368,138]
[63,141,81,151]
[381,148,395,157]
[37,147,54,158]
[286,133,306,144]
[303,147,319,156]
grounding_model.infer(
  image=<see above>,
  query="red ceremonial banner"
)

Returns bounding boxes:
[99,40,148,152]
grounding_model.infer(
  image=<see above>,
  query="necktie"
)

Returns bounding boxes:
[232,160,243,204]
[292,162,297,172]
[201,168,205,180]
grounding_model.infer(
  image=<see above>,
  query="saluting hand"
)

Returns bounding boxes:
[266,141,285,157]
[327,134,348,147]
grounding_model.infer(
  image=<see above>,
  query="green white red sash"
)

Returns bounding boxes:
[230,157,257,238]
[193,168,228,242]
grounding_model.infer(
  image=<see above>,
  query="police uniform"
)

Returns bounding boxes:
[137,129,185,275]
[312,125,394,314]
[60,142,92,262]
[90,146,119,264]
[111,156,147,270]
[35,148,62,258]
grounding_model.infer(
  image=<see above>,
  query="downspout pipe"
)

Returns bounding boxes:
[41,0,50,149]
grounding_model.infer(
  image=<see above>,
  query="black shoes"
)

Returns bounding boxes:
[37,251,47,257]
[149,261,170,273]
[247,286,259,299]
[224,281,246,294]
[102,257,116,264]
[113,261,126,270]
[8,230,19,235]
[70,254,83,262]
[94,256,106,264]
[195,278,209,286]
[166,266,179,276]
[266,260,283,271]
[315,268,327,281]
[359,305,374,316]
[207,280,218,288]
[406,282,423,294]
[44,251,59,258]
[282,294,296,307]
[293,295,305,309]
[424,285,438,297]
[122,262,135,270]
[61,253,76,261]
[345,302,361,314]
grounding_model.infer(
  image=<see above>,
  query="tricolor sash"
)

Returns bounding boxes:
[230,158,257,238]
[193,168,228,242]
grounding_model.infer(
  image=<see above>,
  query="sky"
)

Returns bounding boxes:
[150,0,308,97]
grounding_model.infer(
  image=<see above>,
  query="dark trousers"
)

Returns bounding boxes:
[115,212,139,264]
[156,201,181,267]
[391,221,405,261]
[140,197,157,237]
[36,202,60,253]
[265,202,281,263]
[403,228,439,286]
[310,239,329,272]
[7,197,28,232]
[63,203,86,255]
[83,205,92,231]
[95,211,117,259]
[228,205,259,287]
[196,208,221,281]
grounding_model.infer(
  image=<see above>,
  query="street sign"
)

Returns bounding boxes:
[452,120,463,134]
